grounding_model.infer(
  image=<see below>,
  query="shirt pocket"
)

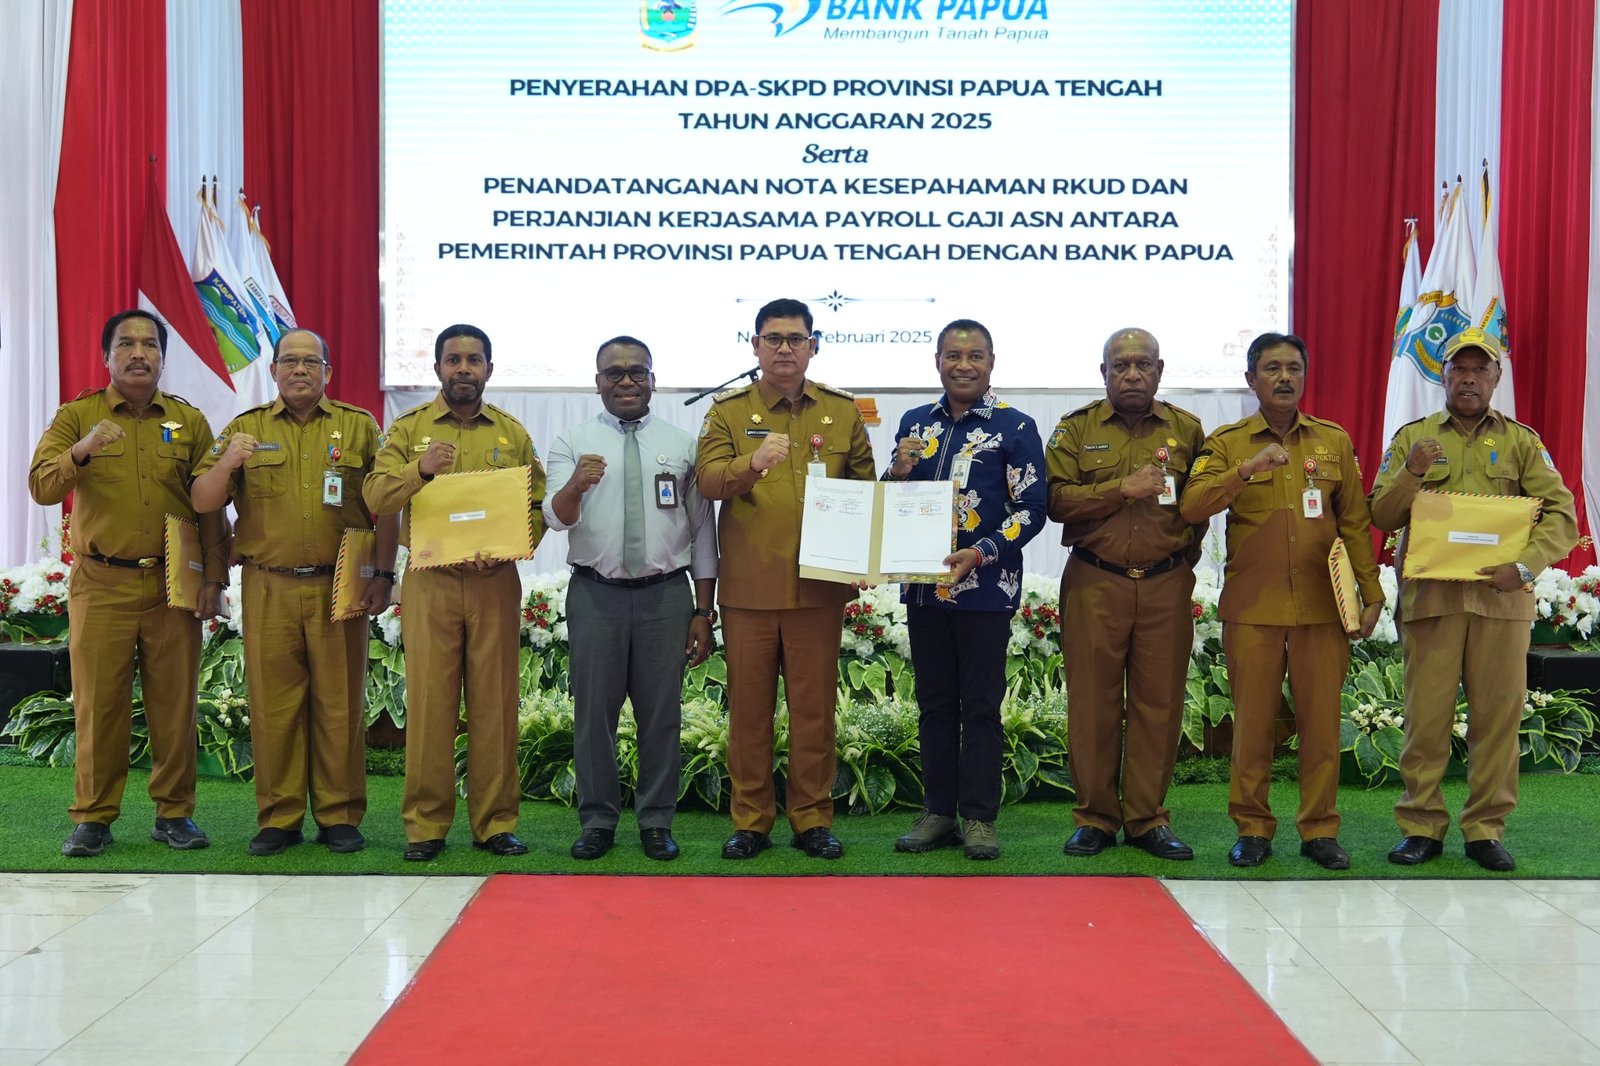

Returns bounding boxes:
[153,440,193,495]
[1485,457,1523,494]
[1235,475,1276,513]
[84,438,128,483]
[1420,462,1453,489]
[244,448,289,498]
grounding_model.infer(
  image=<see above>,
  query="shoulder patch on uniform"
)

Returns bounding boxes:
[1377,447,1393,474]
[712,384,753,404]
[1190,453,1209,475]
[1537,443,1557,471]
[816,381,855,400]
[699,413,714,437]
[1047,425,1066,449]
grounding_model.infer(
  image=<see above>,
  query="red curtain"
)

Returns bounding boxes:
[1293,0,1440,487]
[241,0,382,421]
[1500,0,1596,568]
[53,0,167,404]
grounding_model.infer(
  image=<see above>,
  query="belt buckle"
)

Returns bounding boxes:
[1125,565,1147,580]
[292,566,317,577]
[137,557,159,569]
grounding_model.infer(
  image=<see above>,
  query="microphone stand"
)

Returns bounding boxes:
[684,365,760,406]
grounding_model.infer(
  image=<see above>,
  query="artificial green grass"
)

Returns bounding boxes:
[2,761,1596,878]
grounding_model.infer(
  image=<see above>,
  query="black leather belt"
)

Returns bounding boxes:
[1073,546,1187,581]
[246,561,336,577]
[572,564,687,589]
[86,553,163,570]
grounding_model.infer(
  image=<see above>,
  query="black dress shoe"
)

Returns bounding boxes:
[1125,825,1194,861]
[61,822,113,858]
[1465,838,1516,871]
[152,816,211,850]
[249,827,305,857]
[640,827,680,861]
[791,826,844,860]
[1229,835,1273,867]
[570,827,615,860]
[1063,825,1117,857]
[473,832,529,856]
[316,824,366,854]
[721,829,771,860]
[1300,837,1350,870]
[1387,835,1443,866]
[403,838,446,862]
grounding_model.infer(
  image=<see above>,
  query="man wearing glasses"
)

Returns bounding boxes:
[543,336,718,862]
[192,328,399,856]
[696,298,876,860]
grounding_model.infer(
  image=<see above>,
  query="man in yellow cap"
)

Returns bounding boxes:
[192,328,399,857]
[1370,326,1576,872]
[29,310,228,857]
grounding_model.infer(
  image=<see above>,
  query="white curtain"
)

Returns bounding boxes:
[1435,0,1503,252]
[0,0,73,566]
[166,0,247,273]
[384,387,1252,580]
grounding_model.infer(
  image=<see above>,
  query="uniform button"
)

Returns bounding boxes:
[303,483,310,489]
[304,513,311,519]
[1291,568,1298,574]
[302,454,309,460]
[1290,536,1296,543]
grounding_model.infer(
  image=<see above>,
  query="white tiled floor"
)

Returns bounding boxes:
[0,872,1597,1064]
[1170,878,1600,1065]
[0,872,478,1065]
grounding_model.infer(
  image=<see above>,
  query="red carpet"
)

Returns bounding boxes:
[353,875,1312,1065]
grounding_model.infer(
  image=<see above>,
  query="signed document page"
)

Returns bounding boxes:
[798,477,875,577]
[879,481,955,579]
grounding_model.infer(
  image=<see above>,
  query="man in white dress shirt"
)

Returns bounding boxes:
[543,336,718,861]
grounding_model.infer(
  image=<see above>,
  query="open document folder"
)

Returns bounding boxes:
[407,465,536,569]
[163,514,204,611]
[331,528,377,621]
[798,476,955,585]
[1401,490,1542,582]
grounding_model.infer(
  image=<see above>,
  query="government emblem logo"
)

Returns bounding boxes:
[642,0,698,51]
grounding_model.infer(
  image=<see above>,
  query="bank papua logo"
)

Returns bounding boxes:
[722,0,823,37]
[642,0,698,51]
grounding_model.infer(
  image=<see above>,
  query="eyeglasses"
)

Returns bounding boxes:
[274,357,328,371]
[600,365,651,384]
[758,333,813,351]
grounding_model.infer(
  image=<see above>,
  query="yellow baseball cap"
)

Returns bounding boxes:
[1441,326,1503,363]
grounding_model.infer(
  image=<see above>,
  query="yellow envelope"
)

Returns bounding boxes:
[331,528,378,621]
[1401,491,1542,582]
[408,465,535,569]
[1327,537,1361,631]
[163,514,203,611]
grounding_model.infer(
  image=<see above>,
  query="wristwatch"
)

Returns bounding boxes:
[373,569,397,582]
[694,607,718,623]
[1514,562,1534,586]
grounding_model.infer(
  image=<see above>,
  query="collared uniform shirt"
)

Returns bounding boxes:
[363,392,547,550]
[695,377,876,611]
[1181,410,1382,625]
[193,395,381,567]
[886,390,1047,612]
[543,410,718,581]
[29,385,227,582]
[1044,398,1206,567]
[1370,408,1577,623]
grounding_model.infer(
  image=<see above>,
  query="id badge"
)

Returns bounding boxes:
[655,472,678,508]
[807,461,826,478]
[1302,486,1324,518]
[1157,474,1177,506]
[322,471,343,507]
[950,455,973,489]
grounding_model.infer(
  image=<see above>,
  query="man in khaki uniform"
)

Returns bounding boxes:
[1370,327,1576,872]
[192,329,399,856]
[1181,333,1383,870]
[695,298,875,861]
[364,323,547,861]
[28,310,227,857]
[1046,327,1205,861]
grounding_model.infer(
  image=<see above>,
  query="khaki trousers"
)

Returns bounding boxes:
[241,568,368,831]
[1223,620,1347,840]
[1060,557,1195,837]
[66,560,200,825]
[722,604,844,834]
[1397,612,1527,842]
[400,563,522,842]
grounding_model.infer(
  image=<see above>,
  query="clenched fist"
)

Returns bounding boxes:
[1119,463,1167,500]
[752,432,791,473]
[72,420,125,464]
[419,440,457,478]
